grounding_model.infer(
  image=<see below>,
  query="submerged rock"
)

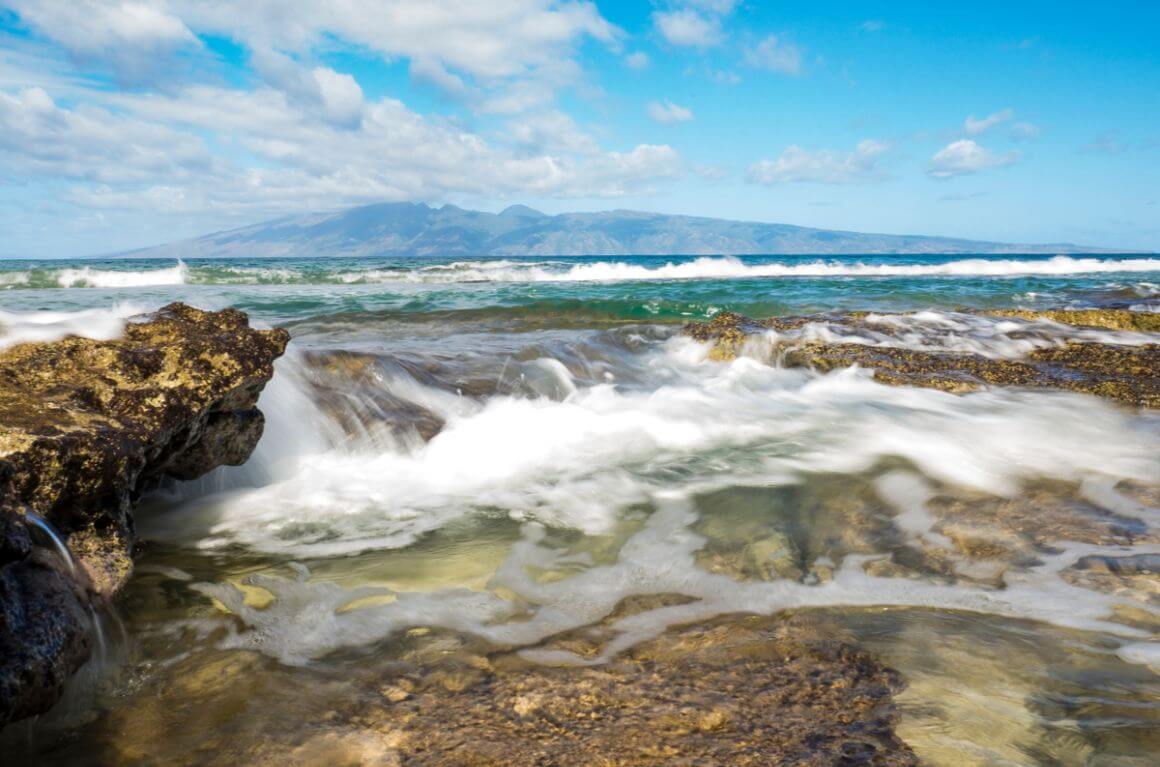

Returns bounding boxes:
[373,616,917,766]
[0,303,287,726]
[684,310,1160,407]
[78,615,916,766]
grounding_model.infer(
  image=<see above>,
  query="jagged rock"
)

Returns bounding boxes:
[684,310,1160,407]
[0,303,287,727]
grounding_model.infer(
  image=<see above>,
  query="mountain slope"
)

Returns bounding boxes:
[122,202,1109,258]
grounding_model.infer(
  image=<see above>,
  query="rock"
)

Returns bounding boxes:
[368,615,918,766]
[1074,553,1160,576]
[683,310,1160,407]
[68,615,917,766]
[0,303,287,727]
[301,350,445,444]
[987,308,1160,332]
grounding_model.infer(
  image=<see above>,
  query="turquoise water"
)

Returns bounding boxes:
[1,254,1157,331]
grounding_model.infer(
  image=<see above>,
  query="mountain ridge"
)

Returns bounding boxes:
[115,202,1127,259]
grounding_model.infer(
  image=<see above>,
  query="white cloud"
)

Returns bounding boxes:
[4,1,196,51]
[0,87,216,183]
[3,0,199,81]
[964,108,1014,136]
[5,1,618,103]
[1010,121,1041,141]
[0,0,692,245]
[927,139,1019,178]
[506,110,601,154]
[683,0,738,12]
[861,20,885,33]
[625,51,650,70]
[743,34,802,75]
[0,81,681,217]
[654,10,723,47]
[647,99,694,124]
[747,140,891,184]
[709,69,741,85]
[251,49,365,127]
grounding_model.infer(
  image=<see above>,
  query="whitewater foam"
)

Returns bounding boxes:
[0,303,145,348]
[407,255,1160,283]
[54,260,188,288]
[150,334,1159,559]
[736,310,1160,359]
[124,310,1160,679]
[6,254,1158,291]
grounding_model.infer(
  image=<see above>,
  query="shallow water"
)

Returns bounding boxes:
[2,253,1158,764]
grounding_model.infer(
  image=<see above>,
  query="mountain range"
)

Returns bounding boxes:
[121,202,1114,259]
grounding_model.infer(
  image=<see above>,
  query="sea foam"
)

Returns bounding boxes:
[54,260,188,288]
[0,303,145,349]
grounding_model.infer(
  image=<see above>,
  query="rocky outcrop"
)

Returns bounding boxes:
[0,303,287,726]
[685,310,1160,407]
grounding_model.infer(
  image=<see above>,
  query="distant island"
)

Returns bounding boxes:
[119,202,1120,259]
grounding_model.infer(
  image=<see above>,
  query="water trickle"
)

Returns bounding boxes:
[24,512,76,575]
[88,607,107,664]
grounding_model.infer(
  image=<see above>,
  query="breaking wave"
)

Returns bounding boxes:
[137,329,1160,672]
[2,255,1158,289]
[0,303,145,349]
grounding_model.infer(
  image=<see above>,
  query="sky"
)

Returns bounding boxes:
[0,0,1157,258]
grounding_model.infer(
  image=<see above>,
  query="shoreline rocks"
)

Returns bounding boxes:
[684,310,1160,407]
[0,303,287,726]
[67,614,917,766]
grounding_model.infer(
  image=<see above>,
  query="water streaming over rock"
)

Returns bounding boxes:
[3,252,1159,765]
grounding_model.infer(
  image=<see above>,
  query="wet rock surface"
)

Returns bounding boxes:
[75,615,916,766]
[986,308,1160,332]
[684,310,1160,406]
[0,303,287,726]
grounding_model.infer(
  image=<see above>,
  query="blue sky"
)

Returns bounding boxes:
[0,0,1157,257]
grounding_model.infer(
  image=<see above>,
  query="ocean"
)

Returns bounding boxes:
[2,252,1159,764]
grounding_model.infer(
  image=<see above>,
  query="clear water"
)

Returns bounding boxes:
[1,253,1158,765]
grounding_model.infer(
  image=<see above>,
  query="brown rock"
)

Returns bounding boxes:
[0,303,287,726]
[683,310,1160,407]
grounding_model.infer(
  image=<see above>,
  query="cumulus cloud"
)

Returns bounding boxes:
[963,108,1014,136]
[0,0,688,233]
[506,110,601,154]
[646,100,694,124]
[3,0,199,82]
[747,140,891,184]
[0,80,682,218]
[251,48,365,127]
[0,87,216,183]
[653,9,723,47]
[927,139,1019,178]
[743,34,803,75]
[5,0,618,100]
